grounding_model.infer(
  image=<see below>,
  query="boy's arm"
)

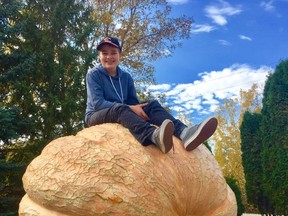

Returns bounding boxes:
[129,103,149,121]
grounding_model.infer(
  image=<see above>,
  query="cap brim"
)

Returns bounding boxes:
[97,42,120,51]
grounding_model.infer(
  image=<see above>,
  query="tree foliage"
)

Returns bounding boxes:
[240,111,272,214]
[1,0,97,145]
[225,177,245,216]
[240,60,288,215]
[0,154,26,215]
[0,0,96,212]
[260,60,288,214]
[0,106,33,145]
[212,84,263,210]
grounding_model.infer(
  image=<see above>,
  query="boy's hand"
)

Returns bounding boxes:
[129,103,150,121]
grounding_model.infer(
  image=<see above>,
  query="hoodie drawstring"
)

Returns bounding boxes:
[109,76,124,104]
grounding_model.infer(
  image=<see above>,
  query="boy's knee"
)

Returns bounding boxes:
[148,100,161,107]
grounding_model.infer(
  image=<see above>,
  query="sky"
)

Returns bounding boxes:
[147,0,288,124]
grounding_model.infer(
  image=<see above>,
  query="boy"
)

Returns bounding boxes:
[85,36,218,153]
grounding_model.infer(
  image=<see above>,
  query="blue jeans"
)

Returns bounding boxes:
[87,100,187,146]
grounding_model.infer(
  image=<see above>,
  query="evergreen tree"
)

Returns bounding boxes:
[0,1,31,213]
[0,0,96,213]
[0,106,33,145]
[1,0,97,143]
[225,177,245,216]
[0,153,26,215]
[240,111,272,214]
[261,60,288,214]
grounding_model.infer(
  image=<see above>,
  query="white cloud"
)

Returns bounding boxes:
[198,64,271,100]
[218,39,231,46]
[260,0,275,12]
[148,83,171,91]
[148,64,273,119]
[239,34,252,41]
[260,0,288,16]
[167,0,189,5]
[205,0,242,26]
[191,24,216,34]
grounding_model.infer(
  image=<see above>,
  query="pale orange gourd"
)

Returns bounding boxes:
[19,123,237,216]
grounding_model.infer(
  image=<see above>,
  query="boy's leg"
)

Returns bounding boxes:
[87,104,174,153]
[151,119,174,154]
[143,100,218,151]
[180,117,218,151]
[88,104,154,145]
[143,100,187,138]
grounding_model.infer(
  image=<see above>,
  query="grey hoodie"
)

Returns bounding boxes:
[85,64,139,124]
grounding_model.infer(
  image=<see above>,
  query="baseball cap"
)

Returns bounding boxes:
[97,37,122,51]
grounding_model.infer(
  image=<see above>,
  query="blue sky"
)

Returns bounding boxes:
[147,0,288,123]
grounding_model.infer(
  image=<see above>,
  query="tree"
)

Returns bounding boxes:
[1,0,97,144]
[212,84,263,210]
[0,106,33,145]
[0,152,26,215]
[260,60,288,214]
[0,0,97,213]
[240,111,273,214]
[177,109,193,127]
[225,177,245,216]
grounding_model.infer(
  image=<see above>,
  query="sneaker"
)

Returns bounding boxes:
[152,119,174,154]
[182,117,218,151]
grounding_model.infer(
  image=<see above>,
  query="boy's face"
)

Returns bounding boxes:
[99,45,121,74]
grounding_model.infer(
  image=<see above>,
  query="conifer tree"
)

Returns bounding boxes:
[240,111,272,214]
[0,1,31,213]
[1,0,193,212]
[225,177,245,216]
[0,0,96,212]
[261,60,288,214]
[1,0,97,143]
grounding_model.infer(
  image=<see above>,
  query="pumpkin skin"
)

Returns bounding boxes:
[19,123,237,216]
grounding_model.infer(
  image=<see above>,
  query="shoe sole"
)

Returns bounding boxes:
[185,117,218,151]
[159,120,174,154]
